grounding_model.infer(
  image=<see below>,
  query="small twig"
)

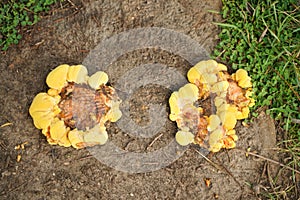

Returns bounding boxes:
[78,155,93,160]
[146,133,163,150]
[258,27,268,42]
[23,7,35,14]
[239,149,300,175]
[67,0,78,10]
[0,122,13,128]
[194,149,222,171]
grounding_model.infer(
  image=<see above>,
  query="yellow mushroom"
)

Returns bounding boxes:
[233,69,252,88]
[29,93,60,130]
[214,96,226,108]
[236,107,250,120]
[202,73,218,85]
[68,129,85,149]
[187,67,201,84]
[30,111,55,130]
[106,100,122,122]
[223,130,238,149]
[169,60,254,153]
[249,98,255,107]
[217,63,227,71]
[193,60,218,74]
[211,81,229,94]
[29,93,59,114]
[29,64,122,149]
[67,65,88,83]
[49,118,71,147]
[46,64,69,90]
[218,106,238,131]
[88,71,109,90]
[83,124,108,145]
[169,92,180,121]
[47,88,59,96]
[175,130,195,146]
[178,83,199,103]
[207,115,221,132]
[208,128,224,152]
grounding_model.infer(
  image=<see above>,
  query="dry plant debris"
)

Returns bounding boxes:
[170,60,254,152]
[29,64,122,149]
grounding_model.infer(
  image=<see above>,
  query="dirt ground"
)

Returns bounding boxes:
[0,0,298,199]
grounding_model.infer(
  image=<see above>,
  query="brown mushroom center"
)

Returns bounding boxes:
[57,83,112,131]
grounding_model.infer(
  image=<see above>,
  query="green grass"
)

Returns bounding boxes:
[213,0,300,198]
[213,0,300,138]
[0,0,60,51]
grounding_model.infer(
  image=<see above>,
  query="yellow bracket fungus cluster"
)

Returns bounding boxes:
[169,60,254,152]
[29,64,122,149]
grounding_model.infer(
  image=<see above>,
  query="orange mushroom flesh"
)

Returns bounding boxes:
[29,64,122,149]
[171,60,254,152]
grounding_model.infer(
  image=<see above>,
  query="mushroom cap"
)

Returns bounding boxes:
[207,114,221,132]
[202,73,218,85]
[211,81,229,94]
[47,88,59,96]
[67,65,88,83]
[175,130,195,146]
[223,130,238,149]
[106,100,122,122]
[30,111,55,130]
[236,107,250,120]
[49,118,71,147]
[83,124,108,145]
[217,63,227,71]
[214,96,226,108]
[29,93,60,130]
[169,92,180,121]
[193,60,218,74]
[187,67,201,84]
[187,60,225,84]
[218,105,238,130]
[68,124,109,149]
[178,83,199,103]
[208,128,224,152]
[46,64,69,90]
[68,129,85,149]
[235,69,248,81]
[233,69,252,88]
[29,93,59,114]
[88,71,109,90]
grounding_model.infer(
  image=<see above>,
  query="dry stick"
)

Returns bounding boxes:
[67,0,78,10]
[194,149,242,188]
[239,149,300,175]
[194,149,222,170]
[147,133,163,150]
